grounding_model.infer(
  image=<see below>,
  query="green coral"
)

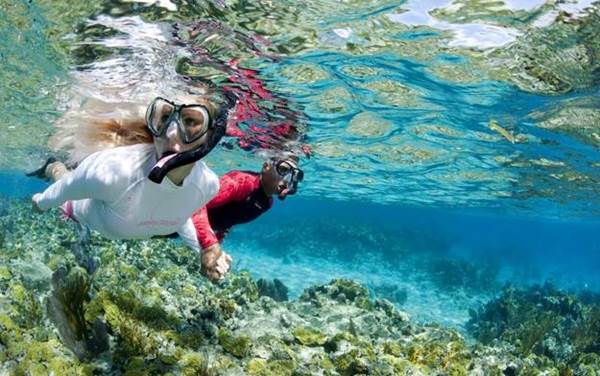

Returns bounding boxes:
[102,297,162,357]
[468,283,600,368]
[0,265,11,280]
[179,352,217,376]
[219,271,260,305]
[300,279,373,310]
[382,341,403,357]
[402,328,471,372]
[218,327,252,358]
[293,326,327,346]
[9,280,43,328]
[246,358,296,376]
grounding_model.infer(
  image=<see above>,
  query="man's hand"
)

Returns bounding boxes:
[201,243,233,282]
[31,193,44,213]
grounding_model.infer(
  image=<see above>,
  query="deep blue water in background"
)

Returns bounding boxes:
[3,158,599,326]
[228,196,600,288]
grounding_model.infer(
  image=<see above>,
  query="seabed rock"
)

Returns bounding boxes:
[0,200,599,375]
[47,265,109,360]
[257,278,289,302]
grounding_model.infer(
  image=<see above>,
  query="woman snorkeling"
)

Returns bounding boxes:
[31,87,234,281]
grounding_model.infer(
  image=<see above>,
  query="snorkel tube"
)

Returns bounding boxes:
[275,158,303,200]
[148,92,236,183]
[286,168,302,195]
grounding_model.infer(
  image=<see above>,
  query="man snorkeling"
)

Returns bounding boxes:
[192,156,303,260]
[30,91,234,281]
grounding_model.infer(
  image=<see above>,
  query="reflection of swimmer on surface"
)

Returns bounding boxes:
[29,88,235,281]
[175,21,312,157]
[224,59,312,156]
[191,156,304,264]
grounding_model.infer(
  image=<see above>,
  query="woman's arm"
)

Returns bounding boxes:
[33,153,121,210]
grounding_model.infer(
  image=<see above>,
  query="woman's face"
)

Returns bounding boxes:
[152,119,210,157]
[150,96,215,158]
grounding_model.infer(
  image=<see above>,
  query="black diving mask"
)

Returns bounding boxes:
[145,92,236,184]
[275,159,304,195]
[146,97,213,144]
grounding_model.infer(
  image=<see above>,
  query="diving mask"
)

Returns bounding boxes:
[145,93,234,184]
[275,159,304,195]
[146,97,213,144]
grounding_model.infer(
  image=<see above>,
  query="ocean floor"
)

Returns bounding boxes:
[230,240,491,328]
[1,198,599,375]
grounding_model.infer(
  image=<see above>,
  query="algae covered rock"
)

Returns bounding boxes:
[1,199,598,375]
[257,278,289,302]
[218,327,252,358]
[300,278,373,310]
[468,283,600,370]
[293,326,327,347]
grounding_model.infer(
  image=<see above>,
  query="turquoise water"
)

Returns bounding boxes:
[1,0,599,318]
[1,1,600,372]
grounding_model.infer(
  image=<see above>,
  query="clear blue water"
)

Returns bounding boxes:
[1,0,600,327]
[263,51,600,216]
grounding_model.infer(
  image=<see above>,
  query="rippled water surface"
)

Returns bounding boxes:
[2,0,599,217]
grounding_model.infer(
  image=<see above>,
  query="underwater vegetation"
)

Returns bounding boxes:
[0,198,599,375]
[424,258,500,294]
[256,278,289,302]
[468,283,600,372]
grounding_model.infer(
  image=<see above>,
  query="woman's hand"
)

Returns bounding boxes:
[31,193,44,213]
[201,243,233,282]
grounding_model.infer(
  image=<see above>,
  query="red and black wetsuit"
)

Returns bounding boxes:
[192,170,273,249]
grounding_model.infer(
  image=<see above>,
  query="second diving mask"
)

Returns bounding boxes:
[275,159,303,195]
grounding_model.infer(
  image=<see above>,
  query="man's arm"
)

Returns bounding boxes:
[191,171,253,247]
[192,206,219,249]
[178,218,232,281]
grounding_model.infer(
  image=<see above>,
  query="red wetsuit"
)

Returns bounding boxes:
[192,171,273,249]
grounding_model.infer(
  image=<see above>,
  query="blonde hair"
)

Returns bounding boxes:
[50,88,223,164]
[50,100,152,164]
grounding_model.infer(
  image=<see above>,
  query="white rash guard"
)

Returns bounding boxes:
[34,143,219,252]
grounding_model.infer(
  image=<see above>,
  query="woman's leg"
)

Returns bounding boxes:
[46,162,70,182]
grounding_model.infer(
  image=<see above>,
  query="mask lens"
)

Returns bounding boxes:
[180,106,210,143]
[149,99,175,135]
[276,161,292,176]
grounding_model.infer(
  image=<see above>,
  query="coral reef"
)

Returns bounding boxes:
[256,278,289,302]
[468,283,600,370]
[0,198,598,375]
[425,257,500,294]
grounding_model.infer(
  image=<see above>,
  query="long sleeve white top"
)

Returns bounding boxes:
[34,143,219,252]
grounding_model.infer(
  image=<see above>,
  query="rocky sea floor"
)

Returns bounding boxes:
[1,198,599,375]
